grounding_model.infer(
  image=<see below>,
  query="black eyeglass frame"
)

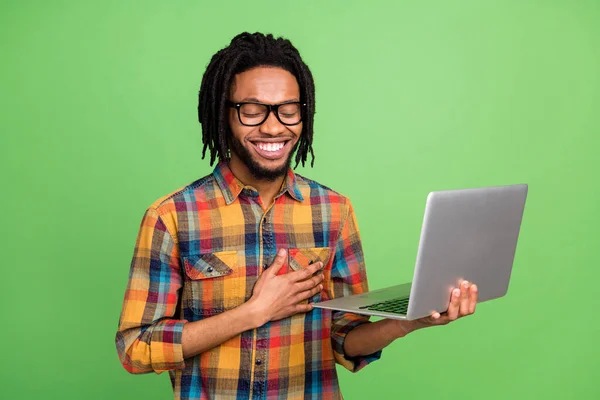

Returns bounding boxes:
[226,100,307,127]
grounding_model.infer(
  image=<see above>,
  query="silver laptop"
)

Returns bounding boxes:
[313,184,528,320]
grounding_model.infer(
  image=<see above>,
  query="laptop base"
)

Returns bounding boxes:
[312,283,412,320]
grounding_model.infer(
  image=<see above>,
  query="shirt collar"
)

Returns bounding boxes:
[213,161,304,205]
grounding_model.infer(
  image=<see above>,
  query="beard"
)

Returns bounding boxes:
[229,134,298,181]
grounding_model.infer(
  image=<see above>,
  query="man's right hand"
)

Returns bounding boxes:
[247,248,324,325]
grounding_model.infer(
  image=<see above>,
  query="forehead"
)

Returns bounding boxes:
[230,66,300,103]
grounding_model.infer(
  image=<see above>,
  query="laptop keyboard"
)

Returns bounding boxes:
[359,297,409,314]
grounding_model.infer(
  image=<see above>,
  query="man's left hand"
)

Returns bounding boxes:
[417,280,478,327]
[345,280,479,357]
[389,280,478,337]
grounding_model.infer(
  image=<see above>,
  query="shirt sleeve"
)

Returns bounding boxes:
[115,207,188,374]
[329,199,382,372]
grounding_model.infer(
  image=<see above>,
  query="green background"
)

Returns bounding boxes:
[2,0,599,399]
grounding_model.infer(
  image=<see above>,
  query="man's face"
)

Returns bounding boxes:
[228,66,303,181]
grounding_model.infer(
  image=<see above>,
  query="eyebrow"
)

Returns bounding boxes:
[238,97,300,103]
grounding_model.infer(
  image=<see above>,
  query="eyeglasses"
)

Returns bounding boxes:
[226,100,306,127]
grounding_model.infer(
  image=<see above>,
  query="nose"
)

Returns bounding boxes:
[259,110,285,136]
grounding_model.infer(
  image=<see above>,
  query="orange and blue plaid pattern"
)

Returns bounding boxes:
[115,161,381,399]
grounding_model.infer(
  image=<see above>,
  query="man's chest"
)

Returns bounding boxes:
[175,199,340,319]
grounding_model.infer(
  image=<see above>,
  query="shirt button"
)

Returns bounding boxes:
[255,359,262,366]
[207,267,214,273]
[263,264,269,270]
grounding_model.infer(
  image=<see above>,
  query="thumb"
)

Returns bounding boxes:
[268,248,288,276]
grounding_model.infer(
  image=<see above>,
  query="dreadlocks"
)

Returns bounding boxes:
[198,32,316,168]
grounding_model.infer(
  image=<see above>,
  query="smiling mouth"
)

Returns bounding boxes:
[249,140,291,160]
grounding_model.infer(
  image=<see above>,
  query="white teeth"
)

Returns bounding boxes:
[258,142,284,152]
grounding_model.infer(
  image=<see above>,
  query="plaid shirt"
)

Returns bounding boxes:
[115,161,381,399]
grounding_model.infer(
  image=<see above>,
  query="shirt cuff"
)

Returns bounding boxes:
[150,319,187,373]
[331,312,382,372]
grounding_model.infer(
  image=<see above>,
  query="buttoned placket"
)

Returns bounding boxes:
[241,187,282,399]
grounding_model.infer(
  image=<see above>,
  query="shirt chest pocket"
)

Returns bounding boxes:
[182,251,246,316]
[288,247,331,303]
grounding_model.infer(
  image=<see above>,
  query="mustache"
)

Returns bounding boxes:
[246,134,297,142]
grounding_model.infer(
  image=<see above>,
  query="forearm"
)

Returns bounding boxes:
[182,301,262,359]
[343,319,422,358]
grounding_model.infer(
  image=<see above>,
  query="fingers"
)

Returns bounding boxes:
[469,284,478,314]
[289,261,324,282]
[447,288,461,320]
[295,272,324,292]
[421,281,479,327]
[267,248,288,276]
[294,303,314,314]
[458,280,478,316]
[459,280,470,316]
[296,282,323,302]
[426,311,449,326]
[272,303,314,321]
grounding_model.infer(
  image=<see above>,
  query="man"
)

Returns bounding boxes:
[115,32,477,400]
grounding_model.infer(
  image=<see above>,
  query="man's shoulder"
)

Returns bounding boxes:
[294,173,351,205]
[147,172,216,213]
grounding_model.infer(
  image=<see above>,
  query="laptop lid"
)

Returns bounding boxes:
[406,184,528,319]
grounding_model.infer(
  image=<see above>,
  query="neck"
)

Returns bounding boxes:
[228,156,286,208]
